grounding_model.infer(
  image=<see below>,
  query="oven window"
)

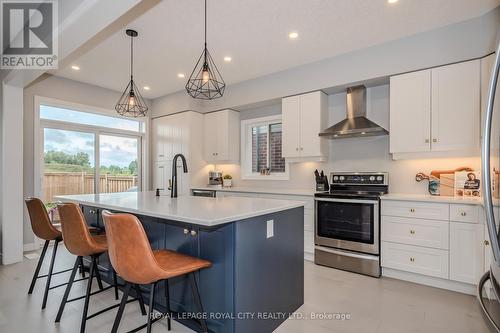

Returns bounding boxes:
[317,201,374,244]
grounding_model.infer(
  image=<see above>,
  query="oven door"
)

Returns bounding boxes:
[315,197,379,255]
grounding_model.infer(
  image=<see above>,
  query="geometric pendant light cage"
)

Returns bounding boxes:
[185,0,225,100]
[115,29,148,117]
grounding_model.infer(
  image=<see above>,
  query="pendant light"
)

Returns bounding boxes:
[185,0,225,100]
[115,29,148,117]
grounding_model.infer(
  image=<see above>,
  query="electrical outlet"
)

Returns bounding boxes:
[267,220,274,238]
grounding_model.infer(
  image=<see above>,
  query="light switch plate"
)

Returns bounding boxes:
[267,220,274,238]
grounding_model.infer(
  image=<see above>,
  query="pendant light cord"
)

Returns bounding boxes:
[130,34,134,80]
[204,0,207,46]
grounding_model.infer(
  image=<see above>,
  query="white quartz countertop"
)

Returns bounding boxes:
[381,193,483,205]
[190,186,315,197]
[55,191,305,226]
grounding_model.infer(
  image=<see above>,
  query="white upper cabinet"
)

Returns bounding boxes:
[389,59,480,157]
[431,60,480,151]
[390,70,431,154]
[481,54,500,148]
[282,91,327,160]
[203,109,240,163]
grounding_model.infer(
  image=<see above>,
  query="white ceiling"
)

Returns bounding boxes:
[53,0,500,99]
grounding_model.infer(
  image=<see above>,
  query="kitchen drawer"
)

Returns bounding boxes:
[450,204,479,223]
[381,242,449,279]
[382,200,449,220]
[304,230,314,254]
[304,211,314,231]
[382,216,449,250]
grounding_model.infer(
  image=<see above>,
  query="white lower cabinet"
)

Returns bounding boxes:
[381,199,486,293]
[449,222,484,284]
[381,242,449,279]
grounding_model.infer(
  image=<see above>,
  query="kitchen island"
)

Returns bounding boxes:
[55,191,305,333]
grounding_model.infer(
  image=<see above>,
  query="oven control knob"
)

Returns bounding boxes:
[333,176,338,181]
[339,176,345,181]
[369,176,375,182]
[377,176,383,181]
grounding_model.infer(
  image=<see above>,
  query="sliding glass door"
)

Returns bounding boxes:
[99,134,140,193]
[42,128,96,202]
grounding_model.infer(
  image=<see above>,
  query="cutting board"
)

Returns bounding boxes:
[439,173,455,197]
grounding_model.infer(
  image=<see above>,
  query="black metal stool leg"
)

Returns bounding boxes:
[42,239,59,309]
[55,256,80,322]
[28,240,49,294]
[146,282,157,333]
[111,282,131,333]
[80,256,95,333]
[79,256,86,278]
[189,273,208,333]
[112,270,119,300]
[165,279,171,331]
[134,284,147,315]
[93,257,104,291]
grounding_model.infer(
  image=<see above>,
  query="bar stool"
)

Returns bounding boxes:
[25,197,83,309]
[102,210,212,333]
[55,203,146,333]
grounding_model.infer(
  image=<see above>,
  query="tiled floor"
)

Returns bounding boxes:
[0,245,490,333]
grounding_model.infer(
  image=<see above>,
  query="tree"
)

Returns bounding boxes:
[128,159,138,175]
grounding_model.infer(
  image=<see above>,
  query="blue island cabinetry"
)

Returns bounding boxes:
[80,205,304,333]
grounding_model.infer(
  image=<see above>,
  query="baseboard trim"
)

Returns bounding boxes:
[382,267,476,295]
[304,251,314,262]
[23,242,40,252]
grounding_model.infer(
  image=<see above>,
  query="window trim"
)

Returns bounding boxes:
[240,115,289,180]
[34,96,149,199]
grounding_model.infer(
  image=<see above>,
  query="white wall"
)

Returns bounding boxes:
[199,85,481,194]
[23,75,151,247]
[152,7,500,117]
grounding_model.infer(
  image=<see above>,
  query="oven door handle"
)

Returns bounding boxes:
[315,197,379,205]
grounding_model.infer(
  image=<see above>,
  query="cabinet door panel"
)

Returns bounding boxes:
[431,60,480,151]
[216,112,229,161]
[152,119,165,161]
[282,95,301,157]
[203,113,218,162]
[450,222,484,284]
[299,92,322,157]
[389,70,431,153]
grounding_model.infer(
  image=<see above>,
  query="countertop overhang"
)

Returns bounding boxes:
[55,191,305,227]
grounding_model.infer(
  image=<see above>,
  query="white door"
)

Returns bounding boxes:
[431,60,480,151]
[203,113,218,162]
[389,70,431,153]
[299,92,322,157]
[449,222,484,284]
[282,95,301,157]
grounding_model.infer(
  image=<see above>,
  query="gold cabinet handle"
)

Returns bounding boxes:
[425,139,429,143]
[485,240,490,246]
[296,147,299,151]
[409,257,415,262]
[410,208,415,213]
[190,229,197,237]
[183,228,189,235]
[410,230,416,235]
[432,138,437,143]
[461,212,467,216]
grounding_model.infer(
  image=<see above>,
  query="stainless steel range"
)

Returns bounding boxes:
[314,172,388,277]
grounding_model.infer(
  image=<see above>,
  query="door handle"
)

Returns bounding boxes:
[481,40,500,264]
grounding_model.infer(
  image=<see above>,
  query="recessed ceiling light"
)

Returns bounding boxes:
[143,86,150,91]
[71,65,80,71]
[387,0,399,4]
[288,32,299,39]
[224,56,232,62]
[177,73,185,78]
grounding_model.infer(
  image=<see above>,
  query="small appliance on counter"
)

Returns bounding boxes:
[314,172,389,277]
[208,171,223,188]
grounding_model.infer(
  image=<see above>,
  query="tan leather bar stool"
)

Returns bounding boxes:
[25,197,85,310]
[55,203,146,333]
[102,210,212,333]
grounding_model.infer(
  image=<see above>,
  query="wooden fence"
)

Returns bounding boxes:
[43,172,138,202]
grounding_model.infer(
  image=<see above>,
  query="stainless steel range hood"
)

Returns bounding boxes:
[319,85,388,139]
